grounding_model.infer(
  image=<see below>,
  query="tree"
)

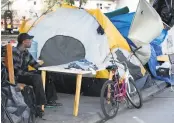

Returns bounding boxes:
[64,0,88,8]
[79,0,87,8]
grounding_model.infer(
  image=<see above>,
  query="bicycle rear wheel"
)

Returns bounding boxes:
[100,80,119,119]
[126,77,143,109]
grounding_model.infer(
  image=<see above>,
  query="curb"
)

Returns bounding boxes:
[84,81,167,123]
[141,81,167,100]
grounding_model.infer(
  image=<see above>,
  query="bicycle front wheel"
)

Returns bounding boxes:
[100,80,119,119]
[126,78,143,109]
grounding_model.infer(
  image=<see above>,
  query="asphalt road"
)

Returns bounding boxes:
[106,88,174,123]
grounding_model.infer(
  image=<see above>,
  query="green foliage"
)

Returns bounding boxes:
[64,0,75,5]
[64,0,87,7]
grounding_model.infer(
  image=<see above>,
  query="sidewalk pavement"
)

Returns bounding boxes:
[105,86,174,123]
[37,80,167,123]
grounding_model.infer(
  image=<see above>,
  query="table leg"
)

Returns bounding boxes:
[73,74,82,116]
[41,71,46,91]
[41,70,46,111]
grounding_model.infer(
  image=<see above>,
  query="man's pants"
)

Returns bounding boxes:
[17,74,47,105]
[45,72,58,102]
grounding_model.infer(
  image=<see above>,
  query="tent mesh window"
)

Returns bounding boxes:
[40,35,86,66]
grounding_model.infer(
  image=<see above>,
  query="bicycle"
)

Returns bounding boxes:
[100,47,143,119]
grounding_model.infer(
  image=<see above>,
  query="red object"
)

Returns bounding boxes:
[10,40,16,43]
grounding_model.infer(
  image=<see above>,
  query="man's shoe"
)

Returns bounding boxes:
[52,101,63,107]
[45,101,62,108]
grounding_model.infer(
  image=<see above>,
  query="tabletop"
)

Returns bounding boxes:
[39,63,106,75]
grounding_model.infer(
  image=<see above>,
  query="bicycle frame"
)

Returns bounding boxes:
[112,66,134,102]
[107,46,142,103]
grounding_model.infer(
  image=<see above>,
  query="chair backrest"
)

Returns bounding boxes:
[5,43,15,84]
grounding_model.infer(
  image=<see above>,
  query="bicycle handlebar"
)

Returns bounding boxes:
[131,46,142,55]
[108,46,142,71]
[109,60,127,71]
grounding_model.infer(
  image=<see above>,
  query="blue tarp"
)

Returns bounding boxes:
[108,12,168,49]
[150,29,168,56]
[109,12,136,47]
[148,46,172,83]
[109,12,134,37]
[106,12,171,83]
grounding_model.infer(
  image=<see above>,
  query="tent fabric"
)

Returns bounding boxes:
[128,0,164,47]
[107,9,170,82]
[106,9,167,65]
[40,35,86,66]
[24,6,132,79]
[135,74,150,89]
[100,48,146,80]
[19,4,76,33]
[21,5,146,79]
[104,6,129,18]
[29,8,110,65]
[87,9,130,51]
[107,12,151,65]
[115,49,143,80]
[20,5,130,52]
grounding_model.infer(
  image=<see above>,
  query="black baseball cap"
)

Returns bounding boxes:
[17,33,34,44]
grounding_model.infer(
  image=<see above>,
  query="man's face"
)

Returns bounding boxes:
[23,39,32,48]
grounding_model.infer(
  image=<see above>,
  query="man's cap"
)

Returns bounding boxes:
[17,33,34,44]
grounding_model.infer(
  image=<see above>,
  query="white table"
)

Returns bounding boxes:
[39,64,95,116]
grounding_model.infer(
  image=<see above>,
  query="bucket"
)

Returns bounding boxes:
[28,41,38,60]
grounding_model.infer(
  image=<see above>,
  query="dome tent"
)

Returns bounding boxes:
[26,5,131,78]
[20,5,147,96]
[29,8,111,66]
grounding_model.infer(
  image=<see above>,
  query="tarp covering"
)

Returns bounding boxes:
[150,29,168,56]
[105,6,129,18]
[107,11,171,82]
[148,46,172,83]
[107,12,151,65]
[106,9,168,65]
[109,12,134,40]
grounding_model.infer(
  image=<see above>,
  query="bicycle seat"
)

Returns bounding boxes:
[106,65,117,71]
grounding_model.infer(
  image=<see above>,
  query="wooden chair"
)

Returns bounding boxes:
[5,43,45,110]
[5,43,26,89]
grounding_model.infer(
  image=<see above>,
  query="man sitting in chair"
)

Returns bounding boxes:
[12,33,61,114]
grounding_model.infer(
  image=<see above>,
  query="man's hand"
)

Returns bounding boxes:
[37,60,44,65]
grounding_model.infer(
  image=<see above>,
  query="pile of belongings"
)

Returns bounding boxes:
[66,59,99,71]
[156,62,171,77]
